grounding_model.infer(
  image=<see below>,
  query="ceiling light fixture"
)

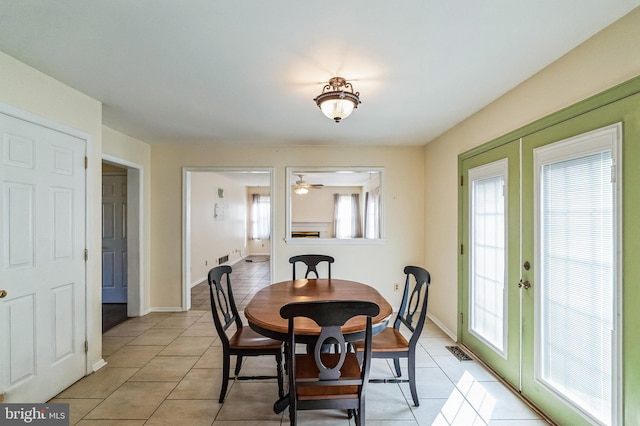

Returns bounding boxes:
[313,77,361,123]
[294,186,309,195]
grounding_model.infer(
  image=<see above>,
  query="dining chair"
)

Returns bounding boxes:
[280,300,379,426]
[289,254,334,279]
[289,254,338,353]
[207,265,284,403]
[355,265,431,406]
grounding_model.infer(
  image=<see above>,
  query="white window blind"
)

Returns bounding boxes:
[469,160,507,354]
[539,149,614,425]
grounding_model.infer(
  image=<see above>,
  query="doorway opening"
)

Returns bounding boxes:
[101,156,144,332]
[182,167,273,311]
[101,162,127,331]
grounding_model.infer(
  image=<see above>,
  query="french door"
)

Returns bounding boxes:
[460,99,626,425]
[520,120,621,426]
[460,141,521,386]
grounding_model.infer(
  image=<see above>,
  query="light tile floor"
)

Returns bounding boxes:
[51,257,550,425]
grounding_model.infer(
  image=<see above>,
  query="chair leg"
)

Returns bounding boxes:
[283,342,289,372]
[408,354,419,406]
[276,351,284,398]
[234,355,243,376]
[393,357,402,377]
[289,395,297,426]
[220,353,230,403]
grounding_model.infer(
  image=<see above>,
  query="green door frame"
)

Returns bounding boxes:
[458,74,640,424]
[460,142,522,388]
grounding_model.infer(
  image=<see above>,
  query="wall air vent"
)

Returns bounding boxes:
[218,255,229,265]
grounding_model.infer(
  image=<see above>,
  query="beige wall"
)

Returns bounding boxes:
[292,185,361,226]
[424,7,640,335]
[150,145,425,309]
[190,172,247,285]
[102,126,152,313]
[0,51,104,369]
[2,4,638,372]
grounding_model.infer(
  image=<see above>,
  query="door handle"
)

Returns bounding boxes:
[0,289,7,298]
[518,279,531,290]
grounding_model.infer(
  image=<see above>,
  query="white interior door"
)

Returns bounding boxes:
[102,174,127,303]
[0,111,86,402]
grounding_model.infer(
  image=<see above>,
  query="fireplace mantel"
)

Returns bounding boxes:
[291,221,331,238]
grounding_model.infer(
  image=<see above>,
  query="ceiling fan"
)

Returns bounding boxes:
[293,174,323,194]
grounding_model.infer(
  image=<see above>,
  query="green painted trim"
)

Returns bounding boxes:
[458,74,640,425]
[457,72,640,344]
[459,145,522,387]
[457,157,469,348]
[459,74,640,160]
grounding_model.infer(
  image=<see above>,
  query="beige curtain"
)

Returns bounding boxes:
[250,194,270,239]
[364,187,381,238]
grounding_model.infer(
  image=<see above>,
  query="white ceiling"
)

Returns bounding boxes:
[1,1,639,147]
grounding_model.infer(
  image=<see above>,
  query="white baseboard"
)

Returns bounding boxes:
[92,359,108,372]
[149,307,184,313]
[190,276,206,288]
[427,312,457,341]
[191,255,259,288]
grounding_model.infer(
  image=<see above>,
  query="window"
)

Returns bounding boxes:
[537,144,615,425]
[333,194,362,238]
[250,194,270,240]
[469,159,508,354]
[285,167,384,242]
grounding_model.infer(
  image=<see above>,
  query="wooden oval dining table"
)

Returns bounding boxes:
[244,278,393,343]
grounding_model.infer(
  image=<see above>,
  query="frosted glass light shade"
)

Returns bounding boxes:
[319,98,356,122]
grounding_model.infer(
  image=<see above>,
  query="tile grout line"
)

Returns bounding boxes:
[61,255,545,424]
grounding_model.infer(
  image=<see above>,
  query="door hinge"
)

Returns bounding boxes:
[84,156,88,169]
[0,393,5,402]
[460,312,464,324]
[611,164,616,183]
[84,249,88,261]
[84,340,88,353]
[460,175,464,186]
[460,244,464,255]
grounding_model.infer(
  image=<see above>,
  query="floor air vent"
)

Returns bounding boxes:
[446,345,473,361]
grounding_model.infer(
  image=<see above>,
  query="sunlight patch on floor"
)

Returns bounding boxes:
[434,370,496,425]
